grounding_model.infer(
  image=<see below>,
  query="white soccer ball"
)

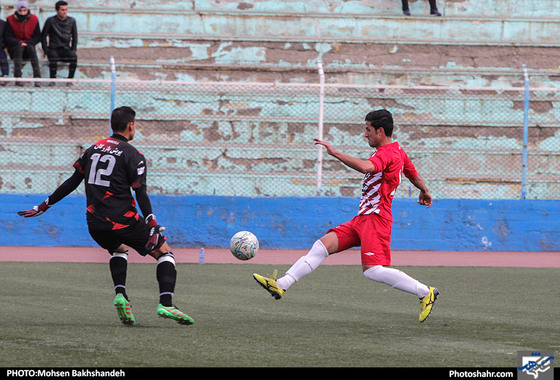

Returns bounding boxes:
[230,231,259,260]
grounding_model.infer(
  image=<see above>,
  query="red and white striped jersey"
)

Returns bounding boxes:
[358,141,418,220]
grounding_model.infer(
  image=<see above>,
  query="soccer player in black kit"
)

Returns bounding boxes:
[18,106,193,326]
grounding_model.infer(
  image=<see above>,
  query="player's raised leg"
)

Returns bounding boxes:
[253,238,330,299]
[253,269,285,299]
[419,286,439,322]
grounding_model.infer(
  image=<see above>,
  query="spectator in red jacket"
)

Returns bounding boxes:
[5,1,42,86]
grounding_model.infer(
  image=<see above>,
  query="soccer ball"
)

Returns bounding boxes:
[230,231,259,260]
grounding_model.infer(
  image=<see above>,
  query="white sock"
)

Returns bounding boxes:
[157,252,176,266]
[276,240,329,290]
[363,265,430,298]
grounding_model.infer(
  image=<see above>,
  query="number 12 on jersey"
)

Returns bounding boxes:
[88,153,116,187]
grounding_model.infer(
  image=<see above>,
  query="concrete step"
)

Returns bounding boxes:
[1,137,557,198]
[10,28,556,86]
[10,0,560,23]
[3,83,558,129]
[7,51,560,89]
[41,9,560,45]
[3,1,558,45]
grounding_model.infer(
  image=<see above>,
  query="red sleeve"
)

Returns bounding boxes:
[402,151,418,179]
[367,150,388,173]
[368,147,418,179]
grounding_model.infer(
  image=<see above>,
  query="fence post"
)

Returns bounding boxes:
[316,61,325,196]
[521,64,529,199]
[110,57,116,114]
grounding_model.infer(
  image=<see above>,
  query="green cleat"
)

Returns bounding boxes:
[419,287,439,322]
[157,304,194,325]
[114,293,136,326]
[253,269,285,300]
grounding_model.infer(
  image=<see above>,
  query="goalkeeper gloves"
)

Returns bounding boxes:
[18,198,51,217]
[145,213,166,252]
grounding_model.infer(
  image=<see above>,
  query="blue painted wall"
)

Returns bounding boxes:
[2,194,558,252]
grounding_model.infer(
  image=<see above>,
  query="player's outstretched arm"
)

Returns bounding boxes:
[18,198,51,217]
[313,138,375,174]
[17,170,84,217]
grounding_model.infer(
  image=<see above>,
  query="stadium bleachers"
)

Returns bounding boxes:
[1,0,558,85]
[0,0,559,198]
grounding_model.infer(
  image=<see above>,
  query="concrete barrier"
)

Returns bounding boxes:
[2,194,559,251]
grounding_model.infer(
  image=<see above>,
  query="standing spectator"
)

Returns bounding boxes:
[0,18,10,84]
[5,0,42,86]
[402,0,442,16]
[41,1,78,84]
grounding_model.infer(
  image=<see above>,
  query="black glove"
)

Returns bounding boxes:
[145,214,166,252]
[18,198,50,217]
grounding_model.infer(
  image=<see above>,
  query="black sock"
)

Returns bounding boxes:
[110,252,128,300]
[157,253,176,307]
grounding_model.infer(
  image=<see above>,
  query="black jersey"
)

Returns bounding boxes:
[73,134,147,230]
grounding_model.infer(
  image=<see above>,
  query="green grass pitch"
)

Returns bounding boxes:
[1,262,558,367]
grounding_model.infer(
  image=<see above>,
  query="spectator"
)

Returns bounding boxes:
[41,1,78,84]
[402,0,442,16]
[5,0,42,86]
[0,18,9,84]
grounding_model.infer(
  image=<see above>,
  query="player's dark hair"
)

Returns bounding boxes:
[365,109,394,137]
[111,106,136,133]
[55,1,67,10]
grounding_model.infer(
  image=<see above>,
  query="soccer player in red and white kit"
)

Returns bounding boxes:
[254,109,439,322]
[18,106,193,326]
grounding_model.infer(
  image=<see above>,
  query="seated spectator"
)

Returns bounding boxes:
[5,1,42,86]
[41,1,78,84]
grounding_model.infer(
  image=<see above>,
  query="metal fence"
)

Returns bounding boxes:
[0,63,558,200]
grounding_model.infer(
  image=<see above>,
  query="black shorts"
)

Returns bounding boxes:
[89,219,152,256]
